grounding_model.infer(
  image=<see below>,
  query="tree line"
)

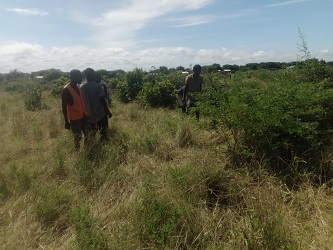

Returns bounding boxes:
[1,59,333,82]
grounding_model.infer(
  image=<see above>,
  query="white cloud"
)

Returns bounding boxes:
[74,0,215,47]
[313,49,333,60]
[253,50,265,57]
[266,0,310,8]
[219,8,259,20]
[170,15,215,27]
[5,8,49,16]
[179,0,214,10]
[0,42,315,73]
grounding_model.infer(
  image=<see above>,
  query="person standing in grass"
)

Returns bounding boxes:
[95,72,111,128]
[95,72,111,107]
[182,64,203,119]
[177,85,186,113]
[80,68,112,143]
[62,69,87,149]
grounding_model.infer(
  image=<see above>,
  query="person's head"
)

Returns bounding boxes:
[193,64,202,76]
[95,72,102,83]
[85,68,95,82]
[70,69,82,83]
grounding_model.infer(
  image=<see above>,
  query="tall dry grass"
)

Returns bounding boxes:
[0,89,333,249]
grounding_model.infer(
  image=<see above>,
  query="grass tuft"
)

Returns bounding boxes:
[71,205,109,250]
[33,183,73,232]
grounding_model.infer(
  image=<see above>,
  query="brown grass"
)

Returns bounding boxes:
[0,90,333,249]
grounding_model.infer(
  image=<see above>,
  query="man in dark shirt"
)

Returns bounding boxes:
[182,64,203,119]
[80,68,112,143]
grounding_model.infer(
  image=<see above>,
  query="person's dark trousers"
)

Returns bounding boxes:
[181,105,186,113]
[97,115,109,142]
[70,118,87,149]
[188,97,200,120]
[195,111,200,120]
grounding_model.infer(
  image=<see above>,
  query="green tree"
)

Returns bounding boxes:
[5,69,28,81]
[118,68,145,102]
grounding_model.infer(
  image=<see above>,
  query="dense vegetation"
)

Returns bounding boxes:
[1,58,333,249]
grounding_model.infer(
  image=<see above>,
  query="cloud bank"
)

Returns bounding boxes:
[266,0,311,8]
[5,8,49,16]
[2,42,331,73]
[78,0,216,47]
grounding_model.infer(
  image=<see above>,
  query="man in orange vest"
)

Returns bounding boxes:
[62,69,87,149]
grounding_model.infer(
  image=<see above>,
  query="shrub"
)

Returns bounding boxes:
[24,83,43,111]
[293,58,333,84]
[4,80,25,93]
[138,80,177,108]
[198,62,333,181]
[117,68,145,103]
[167,71,186,90]
[50,76,69,98]
[117,81,131,103]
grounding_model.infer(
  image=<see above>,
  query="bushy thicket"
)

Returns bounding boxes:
[117,69,184,106]
[24,83,43,111]
[3,79,44,111]
[117,68,145,103]
[138,81,177,108]
[198,60,333,183]
[4,78,28,93]
[50,76,69,97]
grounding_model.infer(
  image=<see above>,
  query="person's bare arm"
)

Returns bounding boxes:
[100,96,112,118]
[183,77,189,101]
[62,88,71,129]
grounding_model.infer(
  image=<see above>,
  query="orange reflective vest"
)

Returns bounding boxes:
[64,83,86,121]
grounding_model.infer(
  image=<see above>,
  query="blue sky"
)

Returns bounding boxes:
[0,0,332,73]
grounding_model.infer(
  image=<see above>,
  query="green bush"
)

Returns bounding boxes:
[4,80,25,93]
[198,61,333,180]
[117,81,131,103]
[293,58,333,84]
[24,83,43,111]
[166,71,186,90]
[50,76,69,98]
[138,80,177,108]
[117,68,145,103]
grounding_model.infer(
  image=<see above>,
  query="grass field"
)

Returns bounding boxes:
[0,86,333,249]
